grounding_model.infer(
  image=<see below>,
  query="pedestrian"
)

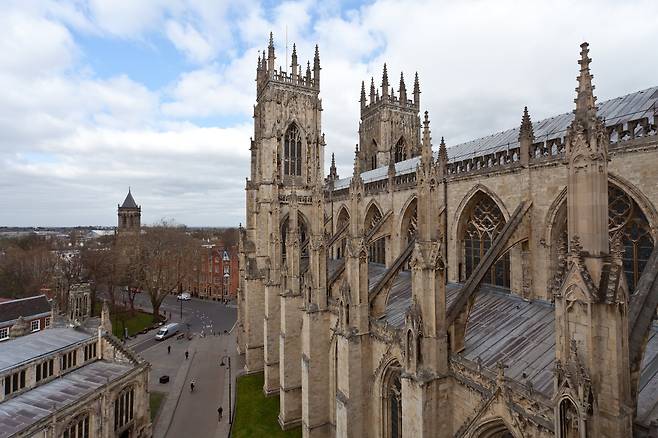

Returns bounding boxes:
[190,379,195,392]
[185,351,189,360]
[167,345,171,354]
[218,406,223,422]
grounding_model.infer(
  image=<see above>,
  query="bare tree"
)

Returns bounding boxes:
[0,238,56,299]
[136,221,196,319]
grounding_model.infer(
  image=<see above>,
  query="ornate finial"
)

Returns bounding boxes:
[574,42,597,125]
[421,111,432,164]
[370,77,376,103]
[360,80,367,106]
[291,43,297,67]
[353,144,361,178]
[413,72,420,105]
[381,63,389,97]
[399,72,407,103]
[439,136,448,163]
[313,44,320,68]
[519,106,534,142]
[328,152,338,181]
[306,61,311,82]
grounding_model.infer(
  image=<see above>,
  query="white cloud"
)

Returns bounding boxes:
[165,20,215,63]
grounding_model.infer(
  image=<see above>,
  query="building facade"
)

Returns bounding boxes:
[0,285,151,438]
[187,243,239,300]
[237,38,658,437]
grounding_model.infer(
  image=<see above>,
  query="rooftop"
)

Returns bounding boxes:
[0,360,133,438]
[0,327,93,373]
[0,295,50,325]
[333,86,658,191]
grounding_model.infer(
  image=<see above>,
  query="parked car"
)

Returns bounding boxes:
[177,292,191,301]
[155,323,181,341]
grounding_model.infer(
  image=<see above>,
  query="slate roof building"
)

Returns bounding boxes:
[0,295,52,341]
[0,286,151,438]
[238,37,658,437]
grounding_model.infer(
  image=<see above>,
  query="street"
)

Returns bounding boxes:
[99,288,237,353]
[118,294,240,438]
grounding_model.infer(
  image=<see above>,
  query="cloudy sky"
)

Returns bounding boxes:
[1,0,656,227]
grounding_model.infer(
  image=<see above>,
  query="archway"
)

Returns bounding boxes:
[458,191,510,287]
[558,398,581,438]
[548,182,654,292]
[400,197,417,269]
[281,212,309,259]
[381,361,402,438]
[394,137,407,163]
[282,123,303,177]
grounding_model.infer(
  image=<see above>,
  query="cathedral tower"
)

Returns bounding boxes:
[241,33,326,431]
[117,188,141,235]
[358,67,421,170]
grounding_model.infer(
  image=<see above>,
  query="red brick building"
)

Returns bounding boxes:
[187,243,239,300]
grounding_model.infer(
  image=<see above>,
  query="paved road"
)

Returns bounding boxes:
[100,289,237,353]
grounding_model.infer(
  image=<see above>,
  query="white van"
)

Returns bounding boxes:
[155,323,181,341]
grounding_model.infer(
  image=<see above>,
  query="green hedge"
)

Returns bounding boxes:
[233,373,302,438]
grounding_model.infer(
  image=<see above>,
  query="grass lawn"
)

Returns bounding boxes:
[233,373,302,438]
[112,310,154,338]
[149,391,166,421]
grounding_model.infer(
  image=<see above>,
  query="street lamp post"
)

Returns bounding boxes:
[219,355,232,425]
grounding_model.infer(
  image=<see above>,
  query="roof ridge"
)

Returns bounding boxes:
[0,294,47,305]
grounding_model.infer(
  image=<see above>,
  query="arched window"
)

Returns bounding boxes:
[608,185,654,291]
[284,124,302,176]
[365,204,386,264]
[558,399,580,438]
[281,213,308,259]
[383,364,402,438]
[63,413,90,438]
[114,386,135,431]
[552,183,655,292]
[394,138,406,163]
[463,195,510,288]
[336,208,350,260]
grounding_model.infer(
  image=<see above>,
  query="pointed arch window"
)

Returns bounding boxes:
[284,124,302,176]
[394,138,407,163]
[463,196,510,288]
[558,399,580,438]
[383,366,402,438]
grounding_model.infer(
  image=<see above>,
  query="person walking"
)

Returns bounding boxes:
[167,345,171,354]
[217,406,223,422]
[190,379,195,393]
[185,351,189,360]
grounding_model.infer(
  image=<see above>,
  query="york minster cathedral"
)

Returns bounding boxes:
[237,35,658,437]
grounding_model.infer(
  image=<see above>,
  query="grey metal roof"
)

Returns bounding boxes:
[333,86,658,191]
[0,328,93,373]
[0,295,51,325]
[0,360,133,438]
[637,325,658,426]
[120,189,138,209]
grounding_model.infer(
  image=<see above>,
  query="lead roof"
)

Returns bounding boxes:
[333,86,658,191]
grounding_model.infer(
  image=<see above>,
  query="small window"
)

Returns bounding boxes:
[84,343,97,362]
[4,369,26,395]
[224,265,230,274]
[36,359,54,382]
[0,327,8,341]
[44,317,51,329]
[31,320,40,332]
[63,413,90,438]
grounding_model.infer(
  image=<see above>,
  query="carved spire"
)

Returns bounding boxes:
[439,136,448,163]
[381,63,389,98]
[399,72,407,105]
[574,42,597,128]
[360,80,367,110]
[370,77,376,104]
[313,44,321,88]
[352,144,361,178]
[519,106,534,166]
[421,111,432,166]
[267,32,275,71]
[291,43,298,78]
[413,72,420,106]
[328,152,338,181]
[306,61,311,84]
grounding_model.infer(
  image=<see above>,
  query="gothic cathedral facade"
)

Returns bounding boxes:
[238,37,658,438]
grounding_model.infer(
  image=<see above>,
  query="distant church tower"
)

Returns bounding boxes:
[117,188,141,235]
[359,65,421,170]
